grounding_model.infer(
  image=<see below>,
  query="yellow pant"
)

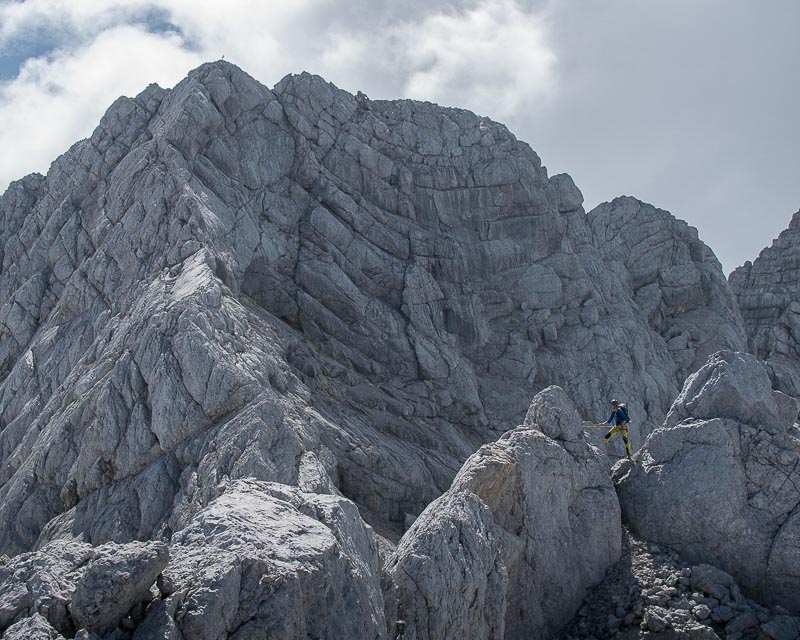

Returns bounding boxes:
[604,423,631,456]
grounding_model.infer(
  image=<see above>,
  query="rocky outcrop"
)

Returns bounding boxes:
[1,480,384,639]
[384,386,621,639]
[589,197,746,382]
[0,539,167,637]
[729,210,800,397]
[2,614,66,640]
[614,351,800,613]
[0,61,751,560]
[135,479,385,640]
[559,528,800,640]
[1,59,790,639]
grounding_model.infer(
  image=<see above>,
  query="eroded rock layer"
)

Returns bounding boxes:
[384,386,622,639]
[0,62,746,558]
[589,196,746,383]
[614,351,800,613]
[730,210,800,396]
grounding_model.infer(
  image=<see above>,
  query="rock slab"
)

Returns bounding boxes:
[730,209,800,397]
[384,386,622,639]
[614,351,800,613]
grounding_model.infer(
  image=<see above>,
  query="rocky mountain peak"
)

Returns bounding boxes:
[587,195,746,382]
[729,209,800,396]
[1,60,796,639]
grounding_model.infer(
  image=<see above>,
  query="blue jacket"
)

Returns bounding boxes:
[606,408,629,425]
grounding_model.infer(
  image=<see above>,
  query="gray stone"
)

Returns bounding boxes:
[689,564,743,603]
[684,626,721,640]
[615,351,800,614]
[730,209,800,397]
[70,542,168,633]
[523,384,582,441]
[692,604,711,621]
[0,539,166,637]
[711,605,736,623]
[1,613,66,639]
[725,610,759,633]
[0,58,794,639]
[383,492,506,640]
[385,387,621,640]
[644,606,670,632]
[138,479,385,640]
[664,351,798,433]
[0,61,754,568]
[589,197,746,384]
[759,615,800,640]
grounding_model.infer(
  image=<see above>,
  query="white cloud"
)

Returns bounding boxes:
[0,24,203,188]
[401,0,557,119]
[0,0,160,45]
[0,0,558,190]
[316,0,557,120]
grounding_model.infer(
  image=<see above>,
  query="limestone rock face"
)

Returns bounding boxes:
[0,539,167,637]
[589,196,747,383]
[614,351,800,613]
[0,62,746,560]
[136,479,385,640]
[0,60,770,637]
[730,210,800,396]
[384,386,621,640]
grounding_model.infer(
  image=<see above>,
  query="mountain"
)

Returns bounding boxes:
[588,196,746,382]
[0,61,795,639]
[729,210,800,396]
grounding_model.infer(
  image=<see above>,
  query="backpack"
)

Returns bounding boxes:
[619,403,630,422]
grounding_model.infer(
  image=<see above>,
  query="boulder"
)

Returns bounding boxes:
[0,539,166,637]
[70,542,169,633]
[664,351,798,431]
[689,564,745,604]
[2,613,66,639]
[136,479,385,640]
[523,384,582,441]
[384,387,621,639]
[614,351,800,613]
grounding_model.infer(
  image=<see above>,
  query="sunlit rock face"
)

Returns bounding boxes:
[0,60,760,638]
[0,61,743,555]
[589,196,746,383]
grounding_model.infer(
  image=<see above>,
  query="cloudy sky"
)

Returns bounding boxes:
[1,0,798,272]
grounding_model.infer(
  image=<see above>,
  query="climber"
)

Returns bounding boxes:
[597,399,632,458]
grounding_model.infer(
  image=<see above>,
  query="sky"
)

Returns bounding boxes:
[0,0,798,273]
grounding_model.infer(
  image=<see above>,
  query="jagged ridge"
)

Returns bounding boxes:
[0,60,792,640]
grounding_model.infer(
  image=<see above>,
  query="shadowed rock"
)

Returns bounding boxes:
[0,540,167,637]
[2,613,65,639]
[730,210,800,397]
[384,386,621,639]
[614,351,800,613]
